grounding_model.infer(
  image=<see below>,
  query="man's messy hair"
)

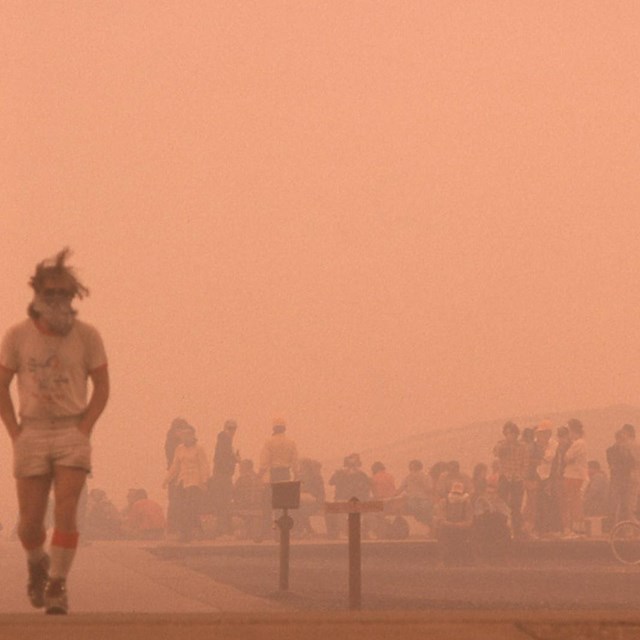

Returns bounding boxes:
[29,247,90,299]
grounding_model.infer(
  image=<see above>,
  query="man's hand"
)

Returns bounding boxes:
[0,367,20,440]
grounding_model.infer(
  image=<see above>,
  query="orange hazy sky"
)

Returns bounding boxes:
[1,1,640,511]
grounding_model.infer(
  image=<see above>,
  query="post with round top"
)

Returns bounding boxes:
[276,508,294,591]
[324,496,384,610]
[348,497,362,610]
[271,481,301,592]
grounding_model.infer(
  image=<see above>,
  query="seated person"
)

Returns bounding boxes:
[122,488,166,540]
[84,488,124,540]
[472,479,511,560]
[233,459,265,541]
[396,459,434,526]
[433,481,473,566]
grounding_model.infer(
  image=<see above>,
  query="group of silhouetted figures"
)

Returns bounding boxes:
[62,417,640,561]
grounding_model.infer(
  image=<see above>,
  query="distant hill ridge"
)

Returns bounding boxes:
[326,404,640,481]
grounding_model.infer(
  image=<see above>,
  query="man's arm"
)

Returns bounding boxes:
[0,367,19,440]
[78,365,110,437]
[258,441,271,477]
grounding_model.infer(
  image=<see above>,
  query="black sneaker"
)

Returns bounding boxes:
[44,578,68,615]
[27,554,50,608]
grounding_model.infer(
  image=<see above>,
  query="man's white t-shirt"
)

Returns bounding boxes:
[0,318,108,420]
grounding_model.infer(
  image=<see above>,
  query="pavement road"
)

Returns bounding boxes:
[153,539,640,611]
[2,538,640,639]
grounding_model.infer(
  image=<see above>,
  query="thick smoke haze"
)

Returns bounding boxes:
[1,1,640,517]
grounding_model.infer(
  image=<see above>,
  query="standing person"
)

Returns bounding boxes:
[164,417,189,535]
[583,461,610,520]
[550,425,571,534]
[493,421,529,539]
[163,424,209,542]
[210,419,240,537]
[521,427,539,536]
[607,428,636,524]
[296,458,326,538]
[259,419,299,483]
[534,421,559,536]
[620,424,640,522]
[561,419,588,538]
[0,249,109,614]
[258,419,299,538]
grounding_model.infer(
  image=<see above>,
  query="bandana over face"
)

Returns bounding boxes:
[31,291,76,335]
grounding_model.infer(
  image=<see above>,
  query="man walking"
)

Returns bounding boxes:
[0,249,109,614]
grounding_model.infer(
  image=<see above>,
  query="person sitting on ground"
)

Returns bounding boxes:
[396,460,434,528]
[487,459,501,490]
[326,453,371,539]
[84,489,123,541]
[472,473,511,561]
[370,461,397,501]
[369,461,398,538]
[471,463,488,497]
[435,460,472,499]
[121,489,166,540]
[233,459,265,542]
[433,481,474,566]
[428,461,449,493]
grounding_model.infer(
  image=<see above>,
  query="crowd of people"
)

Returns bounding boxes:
[3,249,637,615]
[68,414,640,559]
[156,415,640,553]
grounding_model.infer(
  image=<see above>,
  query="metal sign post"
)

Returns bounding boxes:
[325,497,384,610]
[271,481,301,592]
[275,508,294,591]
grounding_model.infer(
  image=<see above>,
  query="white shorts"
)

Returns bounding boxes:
[13,417,92,478]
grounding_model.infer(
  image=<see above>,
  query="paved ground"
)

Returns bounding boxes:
[2,538,640,639]
[0,538,284,614]
[2,611,640,640]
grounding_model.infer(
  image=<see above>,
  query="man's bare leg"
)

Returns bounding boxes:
[44,465,87,614]
[16,474,53,607]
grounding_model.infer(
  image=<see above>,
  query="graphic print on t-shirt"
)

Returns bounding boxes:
[27,352,71,407]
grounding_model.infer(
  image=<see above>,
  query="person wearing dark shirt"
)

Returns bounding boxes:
[233,459,264,541]
[493,421,529,539]
[583,461,610,519]
[210,419,240,536]
[326,453,371,539]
